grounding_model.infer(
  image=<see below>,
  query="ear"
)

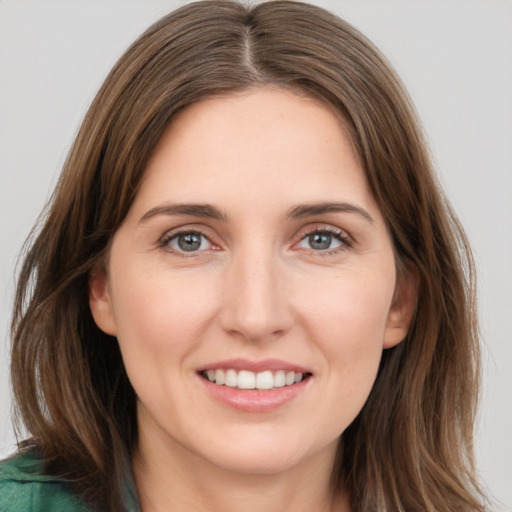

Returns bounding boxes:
[89,268,118,336]
[383,264,419,349]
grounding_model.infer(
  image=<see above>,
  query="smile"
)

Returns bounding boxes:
[197,359,313,411]
[200,369,311,390]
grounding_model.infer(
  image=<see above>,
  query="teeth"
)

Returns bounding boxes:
[274,370,286,388]
[215,369,225,385]
[256,370,273,390]
[285,371,295,386]
[203,369,306,390]
[225,369,237,387]
[238,370,256,389]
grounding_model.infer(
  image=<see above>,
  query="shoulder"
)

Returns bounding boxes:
[0,451,91,512]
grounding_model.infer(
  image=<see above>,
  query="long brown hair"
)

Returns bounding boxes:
[10,1,485,510]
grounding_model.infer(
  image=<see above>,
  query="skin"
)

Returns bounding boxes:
[89,87,415,512]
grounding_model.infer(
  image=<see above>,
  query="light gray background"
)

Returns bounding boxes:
[1,1,511,509]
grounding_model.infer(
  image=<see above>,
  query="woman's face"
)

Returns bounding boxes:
[90,88,412,476]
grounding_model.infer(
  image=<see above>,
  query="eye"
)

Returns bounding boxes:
[163,231,212,253]
[296,228,351,252]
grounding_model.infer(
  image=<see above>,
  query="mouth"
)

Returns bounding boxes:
[199,368,313,391]
[196,358,313,412]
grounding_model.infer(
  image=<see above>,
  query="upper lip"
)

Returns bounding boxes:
[197,358,311,374]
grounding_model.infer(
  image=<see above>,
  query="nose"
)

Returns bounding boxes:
[218,245,294,343]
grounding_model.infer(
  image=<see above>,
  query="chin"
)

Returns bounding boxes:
[192,428,337,477]
[207,447,308,476]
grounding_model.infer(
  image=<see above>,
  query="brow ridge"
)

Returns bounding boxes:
[139,201,374,225]
[139,203,227,223]
[287,202,374,224]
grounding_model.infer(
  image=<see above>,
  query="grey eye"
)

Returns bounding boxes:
[178,233,201,251]
[309,233,332,250]
[298,231,343,251]
[168,232,211,252]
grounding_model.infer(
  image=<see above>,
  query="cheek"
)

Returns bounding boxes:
[295,268,394,412]
[108,258,220,364]
[299,267,394,346]
[108,263,224,426]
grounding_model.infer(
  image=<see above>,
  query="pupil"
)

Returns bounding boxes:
[178,233,201,251]
[310,233,331,250]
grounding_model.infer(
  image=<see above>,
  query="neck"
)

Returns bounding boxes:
[133,428,350,512]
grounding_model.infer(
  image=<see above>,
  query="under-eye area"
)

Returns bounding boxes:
[199,369,313,390]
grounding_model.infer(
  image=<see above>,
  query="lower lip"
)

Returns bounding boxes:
[199,376,310,413]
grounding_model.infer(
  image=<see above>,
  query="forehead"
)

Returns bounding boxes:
[130,87,376,219]
[155,87,358,165]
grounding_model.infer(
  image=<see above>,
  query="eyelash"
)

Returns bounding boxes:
[159,226,353,258]
[159,230,215,258]
[298,226,353,256]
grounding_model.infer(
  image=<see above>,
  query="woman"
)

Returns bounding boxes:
[0,1,486,510]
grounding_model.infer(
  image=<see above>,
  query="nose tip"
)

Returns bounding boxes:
[218,253,293,343]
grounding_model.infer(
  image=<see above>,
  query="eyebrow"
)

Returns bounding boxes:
[139,203,227,223]
[139,201,374,225]
[286,202,374,224]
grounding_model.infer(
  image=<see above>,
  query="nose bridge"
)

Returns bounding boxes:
[220,238,292,341]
